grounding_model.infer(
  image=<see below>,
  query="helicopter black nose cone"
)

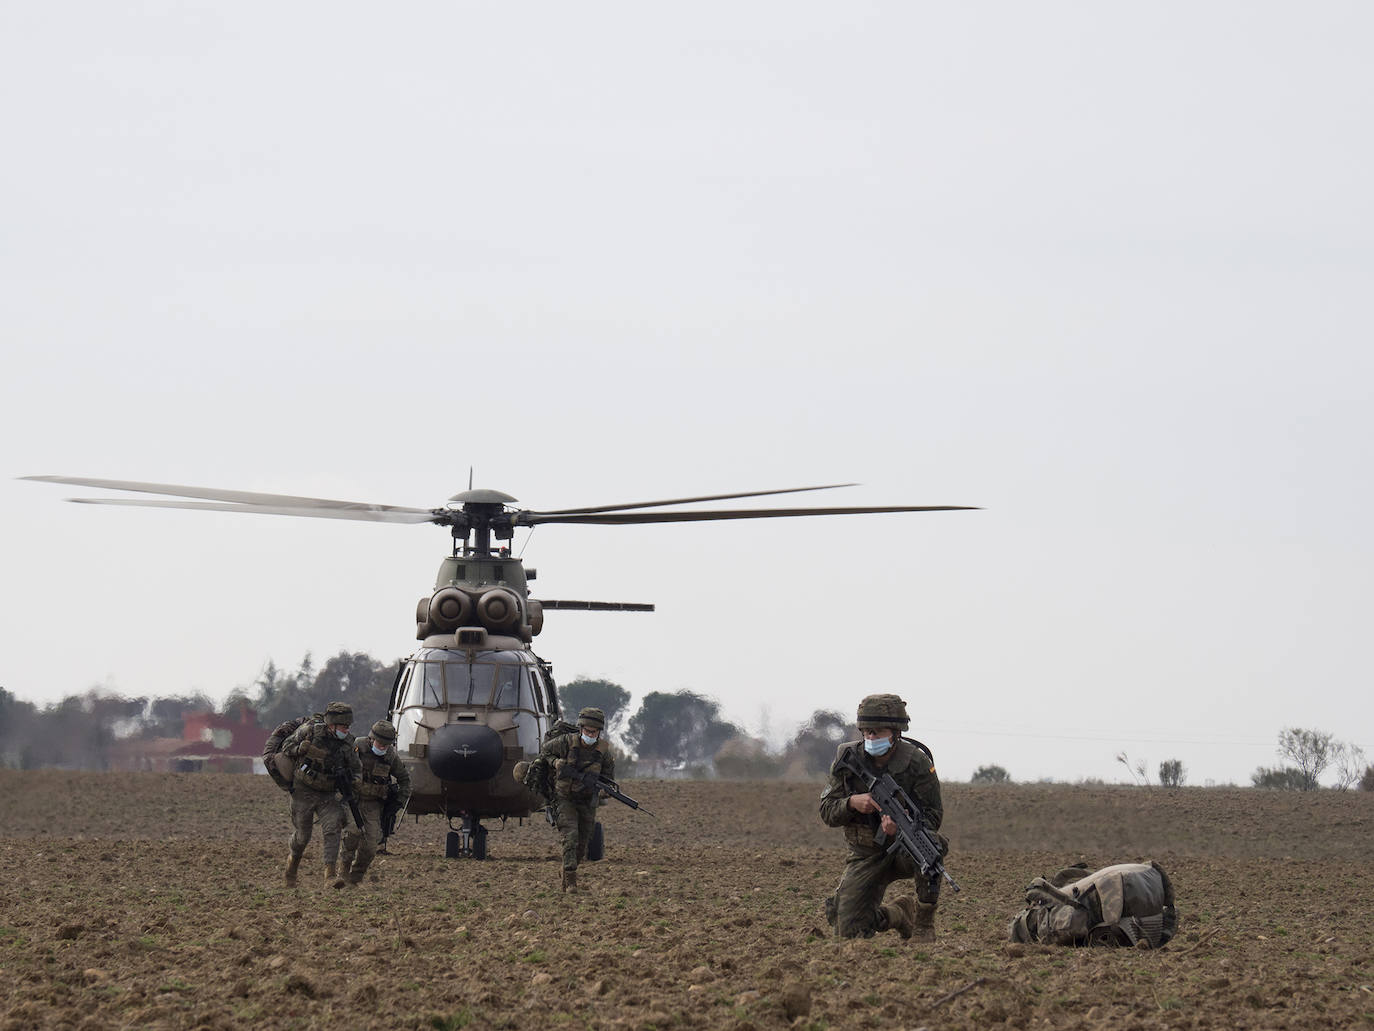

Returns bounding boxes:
[428,723,504,783]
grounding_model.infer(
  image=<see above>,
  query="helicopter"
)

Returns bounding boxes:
[22,474,977,859]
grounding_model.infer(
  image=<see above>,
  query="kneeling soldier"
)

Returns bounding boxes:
[280,700,362,886]
[336,720,411,887]
[819,693,945,941]
[540,706,614,892]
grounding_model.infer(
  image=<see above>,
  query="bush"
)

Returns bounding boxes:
[1158,759,1186,788]
[1251,766,1308,790]
[970,764,1011,785]
[1360,765,1374,792]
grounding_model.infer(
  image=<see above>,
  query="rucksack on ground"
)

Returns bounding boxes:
[1009,861,1177,948]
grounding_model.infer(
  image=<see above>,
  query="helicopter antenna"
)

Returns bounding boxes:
[468,467,474,490]
[517,526,536,559]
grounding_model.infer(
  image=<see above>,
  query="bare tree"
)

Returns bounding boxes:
[1158,758,1186,788]
[1276,728,1335,791]
[1331,742,1368,792]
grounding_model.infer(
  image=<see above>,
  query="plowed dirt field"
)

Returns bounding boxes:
[2,772,1371,1030]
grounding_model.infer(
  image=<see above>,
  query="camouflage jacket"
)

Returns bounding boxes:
[540,733,615,801]
[352,738,412,806]
[819,739,943,851]
[283,721,362,792]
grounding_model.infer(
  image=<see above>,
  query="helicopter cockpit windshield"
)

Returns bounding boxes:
[389,648,555,763]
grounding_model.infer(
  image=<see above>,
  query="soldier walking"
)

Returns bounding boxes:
[819,694,946,941]
[278,701,362,887]
[335,720,411,887]
[539,706,615,892]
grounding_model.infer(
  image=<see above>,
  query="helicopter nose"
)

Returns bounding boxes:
[427,723,505,783]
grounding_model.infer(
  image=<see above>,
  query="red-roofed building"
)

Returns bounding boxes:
[108,703,269,773]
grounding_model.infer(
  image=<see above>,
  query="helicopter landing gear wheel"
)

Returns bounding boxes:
[445,815,489,860]
[587,821,605,862]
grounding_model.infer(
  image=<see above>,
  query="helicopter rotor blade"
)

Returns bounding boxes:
[64,497,442,524]
[529,483,859,516]
[537,600,655,611]
[21,475,435,516]
[515,505,979,526]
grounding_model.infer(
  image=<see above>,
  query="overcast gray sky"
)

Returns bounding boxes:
[3,2,1370,786]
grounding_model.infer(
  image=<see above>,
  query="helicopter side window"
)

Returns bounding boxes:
[494,665,521,709]
[529,668,547,713]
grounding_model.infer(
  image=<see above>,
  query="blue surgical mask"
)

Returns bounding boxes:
[580,733,598,746]
[371,744,387,757]
[334,729,349,740]
[863,736,893,757]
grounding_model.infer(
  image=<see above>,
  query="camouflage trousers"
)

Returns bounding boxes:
[827,847,940,938]
[289,785,344,864]
[341,798,384,877]
[553,797,596,872]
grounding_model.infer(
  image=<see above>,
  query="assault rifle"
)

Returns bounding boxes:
[334,768,364,830]
[836,746,960,893]
[568,768,655,816]
[379,783,403,853]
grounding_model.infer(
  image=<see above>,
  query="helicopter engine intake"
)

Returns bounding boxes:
[428,722,505,783]
[429,587,474,631]
[477,588,520,630]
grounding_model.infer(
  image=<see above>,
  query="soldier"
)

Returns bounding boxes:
[539,706,615,892]
[819,693,945,941]
[335,720,411,887]
[279,700,363,887]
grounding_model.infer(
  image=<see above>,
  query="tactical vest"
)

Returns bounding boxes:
[833,738,939,850]
[293,725,351,792]
[357,744,397,800]
[554,738,605,800]
[1009,861,1177,948]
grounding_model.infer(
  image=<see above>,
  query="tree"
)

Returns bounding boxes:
[1361,765,1374,792]
[1158,759,1187,788]
[1251,766,1307,790]
[623,690,740,765]
[785,709,856,775]
[1331,742,1368,792]
[1276,728,1335,791]
[557,678,631,733]
[971,764,1011,785]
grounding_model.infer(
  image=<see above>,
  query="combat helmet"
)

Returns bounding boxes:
[856,693,909,731]
[370,720,397,742]
[324,701,354,726]
[577,706,606,730]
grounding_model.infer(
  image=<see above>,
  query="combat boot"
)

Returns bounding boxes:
[562,868,578,893]
[284,852,301,887]
[912,901,937,943]
[348,865,366,886]
[324,862,337,886]
[882,895,919,940]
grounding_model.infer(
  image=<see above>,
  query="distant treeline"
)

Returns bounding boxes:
[0,654,861,777]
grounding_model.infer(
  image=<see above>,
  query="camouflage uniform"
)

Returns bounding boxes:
[540,706,615,891]
[338,720,412,886]
[819,694,945,940]
[280,701,363,886]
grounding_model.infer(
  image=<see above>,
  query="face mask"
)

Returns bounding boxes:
[580,732,598,746]
[371,744,387,757]
[863,735,893,757]
[334,728,349,740]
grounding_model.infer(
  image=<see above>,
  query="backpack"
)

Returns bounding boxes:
[1009,861,1177,948]
[262,714,315,791]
